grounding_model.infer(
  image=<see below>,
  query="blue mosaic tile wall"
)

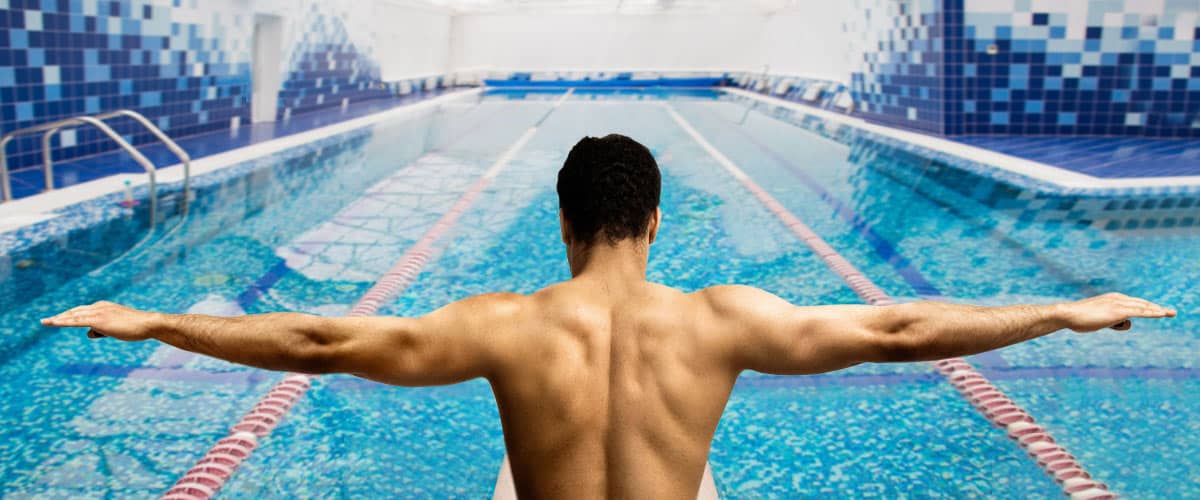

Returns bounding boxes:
[959,0,1199,137]
[276,2,391,119]
[846,0,950,134]
[0,0,252,171]
[0,0,396,173]
[848,0,1200,138]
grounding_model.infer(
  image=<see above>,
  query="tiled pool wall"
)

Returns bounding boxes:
[730,92,1200,231]
[0,0,455,172]
[853,140,1200,232]
[847,0,1200,138]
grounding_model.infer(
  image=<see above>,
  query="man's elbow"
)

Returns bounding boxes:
[864,303,942,362]
[287,347,336,374]
[287,321,345,374]
[870,327,936,363]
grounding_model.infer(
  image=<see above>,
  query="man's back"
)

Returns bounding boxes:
[490,278,736,499]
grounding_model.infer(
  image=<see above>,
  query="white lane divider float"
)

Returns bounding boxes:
[664,104,1114,500]
[162,91,571,500]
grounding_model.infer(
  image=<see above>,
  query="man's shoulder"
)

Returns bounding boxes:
[691,284,775,312]
[459,291,528,306]
[473,284,587,319]
[452,292,531,325]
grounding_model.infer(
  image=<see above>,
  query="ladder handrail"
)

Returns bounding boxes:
[110,110,192,211]
[0,115,157,222]
[39,110,192,216]
[0,110,191,220]
[1,111,140,201]
[55,116,159,223]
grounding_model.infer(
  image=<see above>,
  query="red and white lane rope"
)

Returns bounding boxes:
[161,100,557,499]
[665,105,1114,500]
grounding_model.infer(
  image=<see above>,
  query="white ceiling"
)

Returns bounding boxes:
[419,0,810,15]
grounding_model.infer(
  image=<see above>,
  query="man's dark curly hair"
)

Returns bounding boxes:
[556,134,661,246]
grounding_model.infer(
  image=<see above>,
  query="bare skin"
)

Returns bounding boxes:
[42,208,1176,499]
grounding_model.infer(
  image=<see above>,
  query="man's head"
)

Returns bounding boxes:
[556,134,661,249]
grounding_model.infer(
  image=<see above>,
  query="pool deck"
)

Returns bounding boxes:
[955,135,1200,179]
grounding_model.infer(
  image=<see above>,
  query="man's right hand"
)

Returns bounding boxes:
[1060,293,1176,333]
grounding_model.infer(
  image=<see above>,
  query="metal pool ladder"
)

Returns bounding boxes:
[0,109,192,223]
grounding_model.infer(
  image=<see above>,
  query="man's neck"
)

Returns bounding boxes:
[568,239,649,288]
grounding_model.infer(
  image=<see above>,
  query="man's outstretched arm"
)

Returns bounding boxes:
[703,287,1176,375]
[40,294,524,386]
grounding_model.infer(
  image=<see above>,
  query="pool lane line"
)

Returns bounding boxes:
[136,96,518,372]
[714,101,1105,298]
[82,97,518,381]
[696,107,942,298]
[161,90,570,500]
[664,104,1115,500]
[228,94,517,312]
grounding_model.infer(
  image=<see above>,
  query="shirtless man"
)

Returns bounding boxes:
[43,134,1175,499]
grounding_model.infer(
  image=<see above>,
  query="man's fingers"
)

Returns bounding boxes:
[1150,303,1178,317]
[1111,319,1132,331]
[42,305,92,323]
[1116,301,1173,318]
[41,316,71,326]
[59,304,97,316]
[41,313,97,327]
[1120,296,1176,317]
[1137,306,1174,318]
[87,329,106,339]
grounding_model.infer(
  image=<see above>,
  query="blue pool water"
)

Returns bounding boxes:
[1,88,1197,498]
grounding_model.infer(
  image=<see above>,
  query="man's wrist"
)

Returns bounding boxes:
[144,312,172,340]
[1046,302,1076,331]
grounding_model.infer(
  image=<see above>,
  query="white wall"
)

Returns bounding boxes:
[449,13,768,72]
[247,0,450,80]
[375,0,453,80]
[762,4,855,83]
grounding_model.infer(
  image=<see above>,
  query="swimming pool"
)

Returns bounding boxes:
[1,87,1196,498]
